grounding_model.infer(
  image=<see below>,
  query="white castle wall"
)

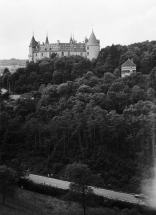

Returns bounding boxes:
[82,52,87,57]
[121,66,136,78]
[87,45,100,60]
[29,47,35,61]
[29,31,100,62]
[33,50,88,62]
[32,48,90,62]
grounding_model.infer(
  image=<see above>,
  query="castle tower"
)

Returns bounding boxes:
[69,34,73,44]
[29,35,37,62]
[86,30,100,60]
[45,33,49,44]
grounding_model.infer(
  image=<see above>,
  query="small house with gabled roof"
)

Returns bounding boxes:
[121,59,136,78]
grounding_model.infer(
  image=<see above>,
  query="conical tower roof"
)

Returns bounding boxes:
[87,30,99,46]
[45,35,49,44]
[69,34,73,43]
[29,35,37,48]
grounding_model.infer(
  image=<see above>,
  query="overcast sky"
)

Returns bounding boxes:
[0,0,156,59]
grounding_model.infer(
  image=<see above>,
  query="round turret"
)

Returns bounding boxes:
[86,30,100,60]
[29,35,37,62]
[45,33,49,44]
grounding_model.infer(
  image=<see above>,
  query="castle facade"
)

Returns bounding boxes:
[29,31,100,62]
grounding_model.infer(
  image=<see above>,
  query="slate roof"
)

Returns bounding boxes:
[35,42,86,52]
[87,31,99,46]
[45,36,49,44]
[29,36,38,48]
[121,59,136,67]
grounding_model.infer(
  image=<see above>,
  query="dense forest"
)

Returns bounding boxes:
[1,40,156,194]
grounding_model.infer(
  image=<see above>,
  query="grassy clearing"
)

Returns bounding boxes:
[0,187,119,215]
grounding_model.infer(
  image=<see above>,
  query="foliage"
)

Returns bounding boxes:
[1,41,156,197]
[66,163,94,215]
[18,178,67,197]
[18,178,156,215]
[1,40,156,93]
[0,165,17,203]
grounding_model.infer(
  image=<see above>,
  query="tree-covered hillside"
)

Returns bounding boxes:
[1,41,156,193]
[1,40,156,93]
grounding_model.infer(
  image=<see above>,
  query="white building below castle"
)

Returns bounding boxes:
[29,31,100,62]
[121,59,136,78]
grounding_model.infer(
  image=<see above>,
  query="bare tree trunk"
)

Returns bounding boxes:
[116,133,119,154]
[35,134,37,149]
[79,128,82,152]
[39,131,42,148]
[64,136,66,154]
[82,186,86,215]
[50,131,52,142]
[3,184,6,204]
[94,124,95,140]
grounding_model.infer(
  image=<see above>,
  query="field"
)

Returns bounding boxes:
[0,187,119,215]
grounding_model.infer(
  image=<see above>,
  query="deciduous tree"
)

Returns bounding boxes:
[0,165,17,204]
[66,163,93,215]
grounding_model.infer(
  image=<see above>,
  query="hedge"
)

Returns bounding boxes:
[18,178,67,198]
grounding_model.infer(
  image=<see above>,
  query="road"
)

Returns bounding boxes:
[29,174,141,204]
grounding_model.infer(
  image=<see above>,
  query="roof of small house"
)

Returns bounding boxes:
[121,59,136,67]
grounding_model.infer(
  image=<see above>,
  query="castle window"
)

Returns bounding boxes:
[42,53,43,56]
[62,51,64,57]
[87,52,89,55]
[36,53,37,56]
[87,46,89,50]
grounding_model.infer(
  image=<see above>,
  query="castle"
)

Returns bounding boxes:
[28,30,100,62]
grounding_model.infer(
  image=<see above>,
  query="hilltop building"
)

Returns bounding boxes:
[121,59,136,78]
[28,31,100,62]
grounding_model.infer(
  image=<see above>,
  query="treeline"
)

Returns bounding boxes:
[97,40,156,75]
[0,59,27,66]
[1,41,156,193]
[1,40,156,93]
